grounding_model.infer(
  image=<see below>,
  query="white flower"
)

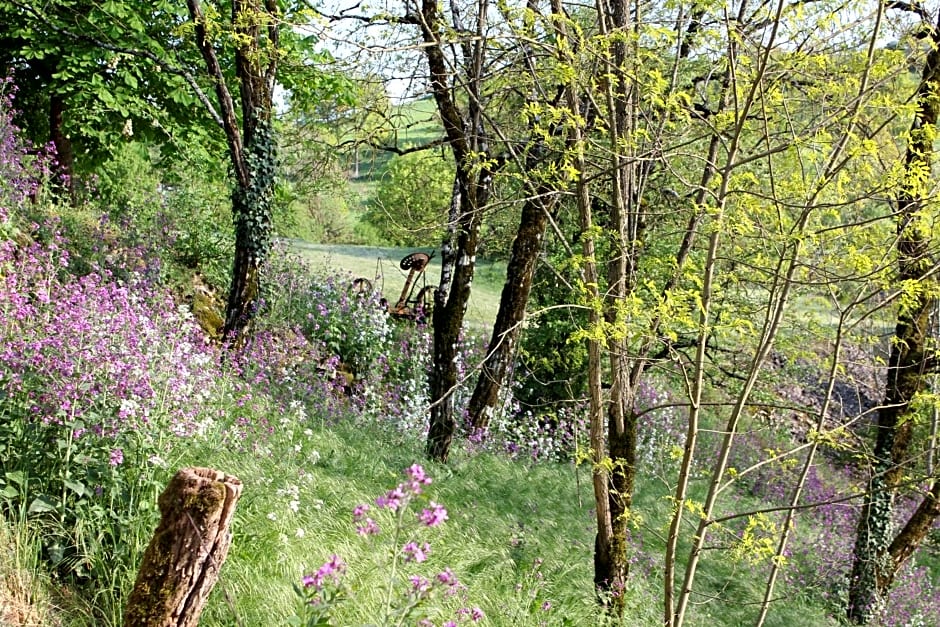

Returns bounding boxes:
[267,512,277,521]
[296,528,305,538]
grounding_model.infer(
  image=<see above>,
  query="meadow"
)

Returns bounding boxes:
[1,85,939,627]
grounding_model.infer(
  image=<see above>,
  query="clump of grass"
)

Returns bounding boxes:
[0,516,60,626]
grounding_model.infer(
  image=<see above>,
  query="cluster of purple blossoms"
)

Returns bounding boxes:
[419,501,449,527]
[402,541,431,563]
[302,554,346,592]
[353,503,380,536]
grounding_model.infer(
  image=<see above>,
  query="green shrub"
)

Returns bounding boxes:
[363,151,454,247]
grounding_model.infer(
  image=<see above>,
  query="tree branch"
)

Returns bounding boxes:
[12,0,224,128]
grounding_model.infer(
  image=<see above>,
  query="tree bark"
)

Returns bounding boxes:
[124,467,242,627]
[467,190,553,431]
[48,90,75,201]
[848,15,940,623]
[188,0,278,344]
[419,0,491,462]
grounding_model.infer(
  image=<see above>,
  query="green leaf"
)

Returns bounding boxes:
[27,495,58,515]
[64,479,86,497]
[5,471,26,486]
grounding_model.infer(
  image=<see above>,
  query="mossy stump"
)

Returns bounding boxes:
[124,467,242,627]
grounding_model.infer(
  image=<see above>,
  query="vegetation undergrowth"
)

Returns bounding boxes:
[1,76,939,627]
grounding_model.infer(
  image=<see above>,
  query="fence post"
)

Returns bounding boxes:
[124,467,242,627]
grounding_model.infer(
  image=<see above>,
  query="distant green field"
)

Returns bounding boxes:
[285,239,505,329]
[347,97,445,215]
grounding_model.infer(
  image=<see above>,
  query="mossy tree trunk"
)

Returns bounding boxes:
[467,184,554,432]
[187,0,278,345]
[124,467,243,627]
[848,14,940,623]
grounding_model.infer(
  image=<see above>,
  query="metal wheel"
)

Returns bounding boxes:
[350,277,373,294]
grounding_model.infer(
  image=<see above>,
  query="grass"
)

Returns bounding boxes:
[173,418,602,626]
[284,239,506,328]
[143,410,849,627]
[0,517,60,626]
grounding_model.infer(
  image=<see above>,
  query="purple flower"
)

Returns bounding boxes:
[302,554,346,590]
[470,607,484,621]
[437,568,459,586]
[376,485,407,511]
[352,503,369,521]
[356,517,380,536]
[419,501,448,527]
[402,541,431,563]
[405,463,432,494]
[410,575,431,595]
[109,448,124,466]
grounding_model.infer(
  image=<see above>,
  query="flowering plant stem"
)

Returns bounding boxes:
[383,504,406,624]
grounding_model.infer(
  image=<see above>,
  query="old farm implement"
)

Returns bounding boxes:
[353,251,437,321]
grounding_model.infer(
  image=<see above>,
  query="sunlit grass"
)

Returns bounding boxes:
[284,239,506,328]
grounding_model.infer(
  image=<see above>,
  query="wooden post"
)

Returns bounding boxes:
[124,467,243,627]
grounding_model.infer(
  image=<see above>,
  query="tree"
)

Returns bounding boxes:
[848,8,940,622]
[399,0,498,462]
[7,0,348,343]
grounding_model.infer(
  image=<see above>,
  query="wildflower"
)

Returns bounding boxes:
[376,485,406,511]
[436,568,458,586]
[402,541,431,563]
[419,501,448,527]
[410,575,431,595]
[302,554,346,591]
[470,607,484,621]
[405,463,432,493]
[541,600,551,611]
[296,528,305,538]
[109,448,124,466]
[356,517,380,536]
[352,503,370,521]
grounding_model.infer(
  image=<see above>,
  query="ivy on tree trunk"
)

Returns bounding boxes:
[848,14,940,623]
[187,0,278,345]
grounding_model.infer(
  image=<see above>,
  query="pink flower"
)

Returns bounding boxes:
[405,463,432,494]
[376,485,407,511]
[410,575,431,595]
[436,568,458,586]
[402,541,431,563]
[301,554,346,590]
[419,501,448,527]
[356,517,380,536]
[352,503,370,521]
[109,448,124,466]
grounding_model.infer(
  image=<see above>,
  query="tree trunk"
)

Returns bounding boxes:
[188,0,278,345]
[848,17,940,623]
[426,177,486,461]
[418,0,490,462]
[48,90,75,201]
[467,190,553,431]
[124,468,242,627]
